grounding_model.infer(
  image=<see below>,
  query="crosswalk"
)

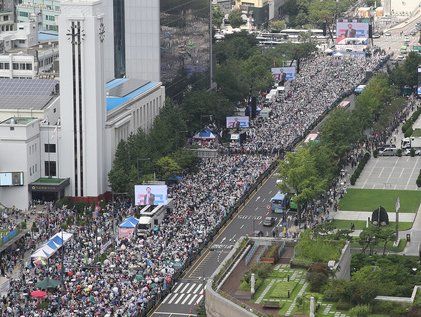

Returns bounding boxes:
[161,282,205,307]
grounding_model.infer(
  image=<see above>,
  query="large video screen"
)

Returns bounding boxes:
[271,67,296,81]
[0,172,24,186]
[226,116,250,129]
[135,185,168,206]
[336,21,369,44]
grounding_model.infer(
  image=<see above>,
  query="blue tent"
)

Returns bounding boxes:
[193,129,216,139]
[119,216,139,228]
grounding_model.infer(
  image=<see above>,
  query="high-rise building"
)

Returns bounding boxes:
[58,0,107,197]
[160,0,213,99]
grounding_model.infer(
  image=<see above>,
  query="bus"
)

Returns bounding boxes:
[271,192,288,213]
[137,198,173,236]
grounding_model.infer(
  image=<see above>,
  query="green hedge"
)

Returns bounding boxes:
[350,153,371,185]
[402,109,421,136]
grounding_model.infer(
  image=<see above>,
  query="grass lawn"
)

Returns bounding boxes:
[412,129,421,137]
[339,188,421,213]
[266,281,298,299]
[331,220,413,231]
[350,238,408,252]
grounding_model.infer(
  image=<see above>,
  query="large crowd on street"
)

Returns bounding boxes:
[1,52,391,316]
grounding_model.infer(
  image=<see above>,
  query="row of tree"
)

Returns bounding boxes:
[277,53,420,217]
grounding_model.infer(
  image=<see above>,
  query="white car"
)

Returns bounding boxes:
[384,32,391,36]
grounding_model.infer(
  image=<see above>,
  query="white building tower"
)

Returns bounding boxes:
[58,0,107,197]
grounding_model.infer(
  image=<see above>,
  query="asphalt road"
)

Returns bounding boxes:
[150,171,283,317]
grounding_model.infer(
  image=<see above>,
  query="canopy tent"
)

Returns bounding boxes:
[31,231,73,259]
[119,216,139,229]
[193,129,217,140]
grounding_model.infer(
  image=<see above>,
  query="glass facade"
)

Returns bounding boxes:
[160,0,212,100]
[113,0,126,78]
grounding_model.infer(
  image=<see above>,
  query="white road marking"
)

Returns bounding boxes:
[255,206,259,211]
[258,221,262,225]
[180,283,190,293]
[181,294,191,305]
[193,284,203,294]
[188,294,198,305]
[187,283,196,294]
[268,190,273,194]
[262,198,265,202]
[196,294,204,305]
[175,294,185,304]
[174,283,183,293]
[256,196,261,201]
[167,293,178,304]
[230,234,236,241]
[240,224,244,229]
[161,293,171,304]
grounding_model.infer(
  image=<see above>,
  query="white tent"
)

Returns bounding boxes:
[31,231,73,259]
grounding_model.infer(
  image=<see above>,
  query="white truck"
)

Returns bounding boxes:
[401,137,421,150]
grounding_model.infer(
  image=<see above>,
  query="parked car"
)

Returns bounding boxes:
[384,31,392,36]
[372,33,380,38]
[378,147,398,156]
[263,217,276,227]
[404,148,421,156]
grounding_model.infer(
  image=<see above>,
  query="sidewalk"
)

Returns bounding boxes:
[333,210,416,222]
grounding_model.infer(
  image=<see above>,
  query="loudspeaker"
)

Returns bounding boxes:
[369,24,373,38]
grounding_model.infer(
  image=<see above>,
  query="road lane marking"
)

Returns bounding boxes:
[193,284,203,294]
[188,294,198,305]
[230,234,236,241]
[167,293,178,304]
[161,293,171,304]
[174,283,183,293]
[180,283,190,293]
[220,237,226,243]
[175,294,185,304]
[256,196,261,201]
[196,294,204,305]
[181,294,191,305]
[240,224,244,229]
[187,283,196,293]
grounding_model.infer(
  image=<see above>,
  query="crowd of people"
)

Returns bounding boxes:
[1,52,390,316]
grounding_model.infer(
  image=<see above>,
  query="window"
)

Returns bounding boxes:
[12,63,18,70]
[19,63,25,70]
[19,12,29,18]
[44,144,56,153]
[26,63,32,70]
[44,161,56,177]
[3,15,8,21]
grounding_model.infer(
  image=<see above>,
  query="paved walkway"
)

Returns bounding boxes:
[334,211,416,222]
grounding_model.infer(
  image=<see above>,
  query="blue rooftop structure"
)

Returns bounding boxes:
[106,79,159,112]
[38,32,58,42]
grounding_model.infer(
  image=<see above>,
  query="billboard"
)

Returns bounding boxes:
[226,116,250,129]
[135,185,168,206]
[271,67,296,81]
[336,21,369,44]
[0,172,24,186]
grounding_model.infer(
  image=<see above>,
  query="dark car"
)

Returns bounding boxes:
[263,217,276,227]
[254,230,264,237]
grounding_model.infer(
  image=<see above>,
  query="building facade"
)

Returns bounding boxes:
[16,0,60,32]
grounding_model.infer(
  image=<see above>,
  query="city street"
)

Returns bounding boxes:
[151,171,283,316]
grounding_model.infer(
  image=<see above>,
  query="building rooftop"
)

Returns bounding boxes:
[106,78,161,112]
[0,78,59,110]
[38,32,59,43]
[0,117,37,125]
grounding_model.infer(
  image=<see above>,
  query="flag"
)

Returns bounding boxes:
[395,197,400,213]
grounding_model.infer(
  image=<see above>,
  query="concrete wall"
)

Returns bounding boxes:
[334,241,351,280]
[206,279,257,317]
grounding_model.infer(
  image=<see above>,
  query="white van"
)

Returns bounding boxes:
[379,148,397,156]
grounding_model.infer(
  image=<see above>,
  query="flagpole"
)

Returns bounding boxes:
[396,197,400,242]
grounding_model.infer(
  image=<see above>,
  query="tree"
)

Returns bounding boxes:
[181,90,234,133]
[277,146,328,217]
[377,227,396,255]
[228,9,244,28]
[212,5,224,29]
[170,149,200,172]
[358,226,380,255]
[269,19,286,31]
[155,156,182,180]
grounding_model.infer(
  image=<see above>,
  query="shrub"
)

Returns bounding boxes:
[349,305,370,317]
[20,221,27,229]
[350,152,370,185]
[411,148,416,157]
[250,263,272,279]
[307,271,328,292]
[373,149,378,158]
[404,128,413,138]
[402,120,413,133]
[397,149,402,157]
